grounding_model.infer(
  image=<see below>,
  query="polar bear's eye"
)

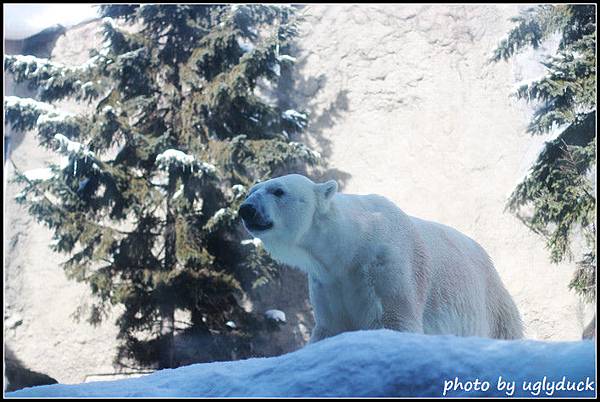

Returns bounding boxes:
[273,188,285,197]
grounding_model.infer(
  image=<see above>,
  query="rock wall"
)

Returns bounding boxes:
[290,4,594,340]
[3,4,595,385]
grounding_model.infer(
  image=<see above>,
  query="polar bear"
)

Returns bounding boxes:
[239,174,523,342]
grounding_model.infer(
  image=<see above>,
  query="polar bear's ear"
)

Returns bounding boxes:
[317,179,338,201]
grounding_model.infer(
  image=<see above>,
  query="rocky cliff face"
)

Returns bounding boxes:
[288,4,594,340]
[4,5,594,385]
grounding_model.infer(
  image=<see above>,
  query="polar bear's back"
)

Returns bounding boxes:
[335,193,494,287]
[409,216,492,272]
[335,193,486,257]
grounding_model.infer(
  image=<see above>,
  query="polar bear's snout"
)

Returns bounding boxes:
[239,200,273,233]
[239,203,258,222]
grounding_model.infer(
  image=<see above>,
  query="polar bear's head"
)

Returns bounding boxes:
[239,174,338,246]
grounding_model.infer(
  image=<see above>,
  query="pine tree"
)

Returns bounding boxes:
[492,5,596,302]
[4,4,319,369]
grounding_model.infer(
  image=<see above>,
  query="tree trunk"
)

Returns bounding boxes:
[582,314,596,340]
[158,180,177,369]
[158,302,175,369]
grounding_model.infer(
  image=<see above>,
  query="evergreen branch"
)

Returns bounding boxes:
[491,5,571,62]
[11,160,156,238]
[496,4,596,302]
[4,54,108,102]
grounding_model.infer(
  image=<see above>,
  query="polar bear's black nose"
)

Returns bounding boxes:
[239,203,258,222]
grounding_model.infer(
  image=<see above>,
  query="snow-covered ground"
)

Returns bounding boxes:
[5,330,596,397]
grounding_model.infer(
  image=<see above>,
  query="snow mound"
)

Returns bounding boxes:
[5,330,595,397]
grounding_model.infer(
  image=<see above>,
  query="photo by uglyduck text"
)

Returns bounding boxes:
[442,376,595,397]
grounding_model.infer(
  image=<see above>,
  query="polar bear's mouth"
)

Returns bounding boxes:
[239,202,273,233]
[245,221,273,232]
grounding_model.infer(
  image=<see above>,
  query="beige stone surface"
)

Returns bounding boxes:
[290,4,594,341]
[3,4,595,386]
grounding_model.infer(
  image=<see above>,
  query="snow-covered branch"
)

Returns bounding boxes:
[282,109,307,129]
[22,168,55,182]
[288,141,321,160]
[5,96,59,115]
[231,184,247,199]
[241,237,262,248]
[4,54,106,101]
[155,149,217,176]
[4,96,78,133]
[203,206,238,233]
[54,134,95,159]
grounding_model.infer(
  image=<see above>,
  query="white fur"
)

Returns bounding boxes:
[243,174,523,342]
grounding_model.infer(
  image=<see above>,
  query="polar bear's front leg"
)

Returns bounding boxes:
[307,276,343,343]
[379,292,425,333]
[372,256,426,334]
